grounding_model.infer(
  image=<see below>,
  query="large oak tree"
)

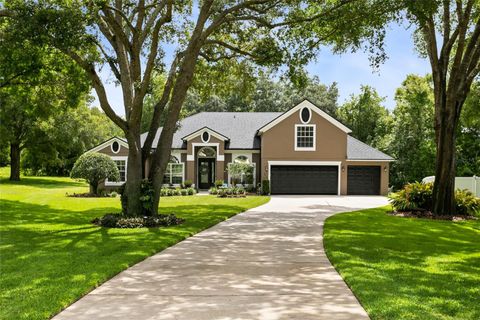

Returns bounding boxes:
[406,0,480,215]
[302,0,479,215]
[3,0,380,216]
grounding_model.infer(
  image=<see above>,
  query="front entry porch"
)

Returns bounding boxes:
[198,158,215,190]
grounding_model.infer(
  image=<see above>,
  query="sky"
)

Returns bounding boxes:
[89,22,431,115]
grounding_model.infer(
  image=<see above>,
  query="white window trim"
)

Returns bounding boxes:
[110,141,121,154]
[299,106,312,124]
[268,161,341,195]
[162,162,185,187]
[187,143,224,161]
[294,124,316,151]
[106,156,128,186]
[227,162,256,187]
[201,131,210,143]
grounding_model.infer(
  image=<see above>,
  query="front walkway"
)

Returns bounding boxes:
[54,196,388,320]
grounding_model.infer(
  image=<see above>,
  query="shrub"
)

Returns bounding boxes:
[183,180,193,188]
[215,179,224,188]
[245,185,256,193]
[389,182,480,216]
[109,191,118,198]
[139,179,155,216]
[70,153,119,195]
[180,189,188,196]
[209,187,218,195]
[389,182,433,212]
[217,189,226,197]
[261,180,270,195]
[187,187,195,195]
[455,189,480,216]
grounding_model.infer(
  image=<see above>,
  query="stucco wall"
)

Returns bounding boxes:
[260,108,347,183]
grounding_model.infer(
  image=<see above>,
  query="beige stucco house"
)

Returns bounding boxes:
[88,99,393,195]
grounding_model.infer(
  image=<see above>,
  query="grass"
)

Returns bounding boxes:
[0,167,269,319]
[323,206,480,320]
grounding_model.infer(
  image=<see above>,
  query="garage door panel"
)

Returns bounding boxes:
[271,165,338,195]
[347,166,380,195]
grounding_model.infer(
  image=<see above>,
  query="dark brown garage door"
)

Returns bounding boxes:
[347,166,381,195]
[270,165,338,195]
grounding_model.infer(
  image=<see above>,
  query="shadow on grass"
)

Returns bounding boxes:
[324,207,480,320]
[0,197,260,320]
[0,176,86,189]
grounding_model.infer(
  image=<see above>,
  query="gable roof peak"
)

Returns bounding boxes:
[257,99,352,134]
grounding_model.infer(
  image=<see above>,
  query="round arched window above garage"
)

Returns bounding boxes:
[201,131,210,143]
[300,107,311,124]
[111,141,120,153]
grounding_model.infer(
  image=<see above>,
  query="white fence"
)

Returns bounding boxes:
[422,176,480,197]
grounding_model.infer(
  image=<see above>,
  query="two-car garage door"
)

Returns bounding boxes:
[270,164,381,195]
[270,165,338,195]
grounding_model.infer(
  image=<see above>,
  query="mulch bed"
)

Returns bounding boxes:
[92,213,184,228]
[390,210,477,221]
[66,192,115,198]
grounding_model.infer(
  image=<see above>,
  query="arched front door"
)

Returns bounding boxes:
[197,147,216,189]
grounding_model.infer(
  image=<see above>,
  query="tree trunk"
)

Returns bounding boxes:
[124,135,144,216]
[432,99,459,215]
[10,142,21,181]
[90,183,97,195]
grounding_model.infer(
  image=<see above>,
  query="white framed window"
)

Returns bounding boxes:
[300,107,311,124]
[228,155,256,186]
[295,124,316,151]
[163,156,184,185]
[111,141,120,153]
[106,156,128,186]
[115,160,126,182]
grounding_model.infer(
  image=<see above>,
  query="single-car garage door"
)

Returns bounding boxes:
[347,166,380,195]
[270,165,338,195]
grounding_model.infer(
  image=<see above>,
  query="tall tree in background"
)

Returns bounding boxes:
[4,0,374,215]
[336,85,392,149]
[180,73,339,115]
[456,81,480,176]
[405,0,480,214]
[0,18,89,180]
[22,104,123,176]
[388,75,436,188]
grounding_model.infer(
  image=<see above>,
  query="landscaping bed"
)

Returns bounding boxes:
[92,213,184,228]
[389,209,477,221]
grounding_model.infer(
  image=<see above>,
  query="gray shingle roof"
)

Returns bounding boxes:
[141,112,282,149]
[347,135,394,160]
[141,112,393,160]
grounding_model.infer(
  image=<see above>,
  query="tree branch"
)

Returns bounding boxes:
[63,50,127,132]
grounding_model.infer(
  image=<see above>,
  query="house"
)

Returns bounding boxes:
[87,99,394,195]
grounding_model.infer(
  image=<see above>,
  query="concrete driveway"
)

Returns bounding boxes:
[54,195,388,320]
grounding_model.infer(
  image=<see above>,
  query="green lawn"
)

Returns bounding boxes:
[0,167,269,320]
[324,206,480,320]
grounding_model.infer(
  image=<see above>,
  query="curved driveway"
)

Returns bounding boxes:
[55,195,388,320]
